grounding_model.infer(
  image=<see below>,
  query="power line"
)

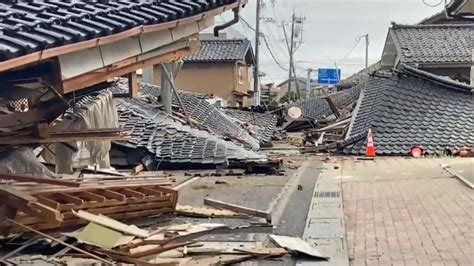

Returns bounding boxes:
[336,36,363,63]
[422,0,445,7]
[240,16,288,71]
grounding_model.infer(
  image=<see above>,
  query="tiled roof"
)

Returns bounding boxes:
[113,96,265,165]
[141,83,261,150]
[344,67,474,155]
[289,84,363,121]
[0,0,238,62]
[390,24,474,65]
[221,109,277,145]
[183,39,253,63]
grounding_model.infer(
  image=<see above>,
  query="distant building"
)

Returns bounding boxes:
[276,77,335,102]
[170,39,255,107]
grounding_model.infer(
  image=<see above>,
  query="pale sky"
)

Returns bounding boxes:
[214,0,445,83]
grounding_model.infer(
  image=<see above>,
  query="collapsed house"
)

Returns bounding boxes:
[344,66,474,155]
[221,108,278,147]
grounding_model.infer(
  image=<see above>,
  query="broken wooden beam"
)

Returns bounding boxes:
[0,173,80,187]
[6,218,114,265]
[203,198,271,222]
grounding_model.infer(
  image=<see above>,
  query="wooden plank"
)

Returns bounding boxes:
[28,182,171,195]
[17,201,174,226]
[6,219,114,265]
[97,189,126,201]
[0,173,79,187]
[203,198,271,222]
[118,241,194,259]
[62,48,190,93]
[77,191,105,202]
[185,254,254,265]
[56,193,84,205]
[36,196,63,210]
[129,71,139,99]
[139,187,164,196]
[118,188,146,199]
[11,208,176,233]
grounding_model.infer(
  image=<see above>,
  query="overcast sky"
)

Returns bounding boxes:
[214,0,444,83]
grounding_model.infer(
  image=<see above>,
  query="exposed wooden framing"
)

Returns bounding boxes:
[57,193,84,205]
[0,173,79,187]
[0,186,62,223]
[0,0,247,73]
[118,188,146,199]
[100,189,127,201]
[5,183,177,234]
[11,208,176,233]
[6,219,114,265]
[78,191,106,202]
[128,71,139,98]
[62,47,191,93]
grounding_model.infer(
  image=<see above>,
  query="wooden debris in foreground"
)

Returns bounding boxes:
[3,182,177,234]
[175,205,250,219]
[7,218,113,265]
[0,172,80,187]
[204,197,272,222]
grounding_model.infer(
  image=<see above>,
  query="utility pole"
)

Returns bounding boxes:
[288,12,296,102]
[253,0,262,106]
[364,34,369,71]
[282,9,305,103]
[306,68,312,99]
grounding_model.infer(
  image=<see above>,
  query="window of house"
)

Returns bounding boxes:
[238,66,244,84]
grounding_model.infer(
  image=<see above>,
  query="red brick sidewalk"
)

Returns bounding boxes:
[341,158,473,266]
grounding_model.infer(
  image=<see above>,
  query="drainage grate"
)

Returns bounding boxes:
[315,191,340,198]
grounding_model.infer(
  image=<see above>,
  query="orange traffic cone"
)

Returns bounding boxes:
[365,129,376,157]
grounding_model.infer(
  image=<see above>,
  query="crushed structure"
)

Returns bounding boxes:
[344,66,474,155]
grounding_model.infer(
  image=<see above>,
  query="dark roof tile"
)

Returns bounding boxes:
[0,0,238,61]
[390,24,474,65]
[345,68,474,155]
[183,39,253,63]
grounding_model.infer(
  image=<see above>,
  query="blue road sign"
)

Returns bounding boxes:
[318,68,341,85]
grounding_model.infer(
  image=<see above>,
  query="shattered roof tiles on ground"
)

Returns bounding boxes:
[114,97,266,165]
[0,0,238,61]
[345,67,474,155]
[221,108,278,144]
[390,24,474,65]
[141,83,261,150]
[183,39,253,63]
[289,84,363,121]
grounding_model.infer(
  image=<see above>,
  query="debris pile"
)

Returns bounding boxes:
[222,108,278,147]
[141,83,262,150]
[344,66,474,156]
[112,96,269,170]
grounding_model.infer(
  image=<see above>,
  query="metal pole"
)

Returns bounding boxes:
[253,0,261,106]
[365,34,369,70]
[306,68,311,99]
[283,11,296,103]
[160,63,172,114]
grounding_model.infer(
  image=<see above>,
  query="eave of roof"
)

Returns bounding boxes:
[0,0,248,73]
[183,39,255,65]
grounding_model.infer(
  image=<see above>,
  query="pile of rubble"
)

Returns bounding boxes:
[279,66,473,156]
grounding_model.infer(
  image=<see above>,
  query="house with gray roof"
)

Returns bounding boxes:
[380,23,473,84]
[156,39,255,107]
